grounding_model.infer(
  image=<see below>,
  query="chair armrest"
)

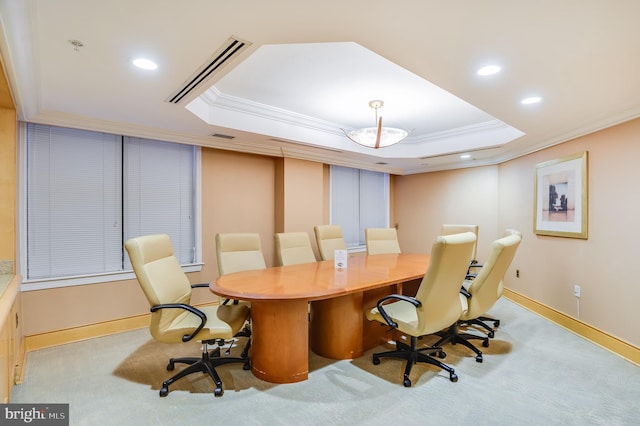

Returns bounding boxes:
[460,287,471,298]
[375,294,421,329]
[191,283,209,289]
[150,303,207,342]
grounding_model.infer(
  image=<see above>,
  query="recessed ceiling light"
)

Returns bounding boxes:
[460,154,472,159]
[132,58,158,70]
[477,65,501,76]
[521,96,542,105]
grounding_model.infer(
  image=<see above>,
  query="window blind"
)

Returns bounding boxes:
[27,124,123,278]
[123,136,195,269]
[330,165,389,248]
[26,124,196,281]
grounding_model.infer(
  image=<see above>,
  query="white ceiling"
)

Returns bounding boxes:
[1,0,639,174]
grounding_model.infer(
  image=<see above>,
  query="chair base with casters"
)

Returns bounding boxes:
[433,323,490,363]
[372,335,458,387]
[161,339,250,397]
[459,316,499,338]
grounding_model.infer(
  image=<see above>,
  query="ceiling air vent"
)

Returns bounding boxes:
[166,36,251,105]
[210,133,235,140]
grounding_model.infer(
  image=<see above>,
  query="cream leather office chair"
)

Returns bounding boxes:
[433,231,522,362]
[463,228,523,335]
[366,232,477,387]
[215,233,266,354]
[125,234,251,397]
[215,233,267,276]
[365,227,401,255]
[275,231,317,266]
[313,224,347,261]
[440,224,480,278]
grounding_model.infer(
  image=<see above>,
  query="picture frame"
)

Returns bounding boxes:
[534,151,588,239]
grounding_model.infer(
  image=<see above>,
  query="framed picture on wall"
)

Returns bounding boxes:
[534,151,588,239]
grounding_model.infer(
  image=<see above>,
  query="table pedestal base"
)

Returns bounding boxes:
[309,293,363,359]
[249,299,309,383]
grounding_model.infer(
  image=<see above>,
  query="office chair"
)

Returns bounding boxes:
[215,233,267,352]
[125,234,251,397]
[440,224,480,279]
[366,231,477,387]
[365,227,401,255]
[461,228,523,336]
[313,224,347,261]
[215,233,267,277]
[440,224,501,336]
[274,231,317,266]
[432,231,522,362]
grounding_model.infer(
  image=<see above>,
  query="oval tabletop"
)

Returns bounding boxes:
[210,253,429,301]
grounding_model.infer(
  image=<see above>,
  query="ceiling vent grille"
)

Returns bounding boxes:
[166,36,251,105]
[210,133,235,140]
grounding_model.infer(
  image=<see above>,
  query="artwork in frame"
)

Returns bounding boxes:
[534,151,588,239]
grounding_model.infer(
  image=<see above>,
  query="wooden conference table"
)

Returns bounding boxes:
[211,253,429,384]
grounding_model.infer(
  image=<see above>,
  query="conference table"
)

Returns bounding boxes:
[210,253,430,384]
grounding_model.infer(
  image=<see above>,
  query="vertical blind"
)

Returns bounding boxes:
[26,124,195,280]
[330,165,389,247]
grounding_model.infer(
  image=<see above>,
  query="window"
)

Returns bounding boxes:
[25,123,198,285]
[330,165,389,249]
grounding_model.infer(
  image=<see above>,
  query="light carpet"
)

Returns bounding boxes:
[11,299,640,426]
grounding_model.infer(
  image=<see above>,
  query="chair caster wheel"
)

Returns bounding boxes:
[243,360,251,370]
[214,387,224,397]
[487,331,495,338]
[403,376,412,387]
[482,338,490,347]
[372,356,380,365]
[159,386,169,397]
[437,351,446,359]
[494,320,500,328]
[166,362,175,371]
[475,354,483,363]
[450,373,458,382]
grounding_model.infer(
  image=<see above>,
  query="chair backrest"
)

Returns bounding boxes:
[440,224,479,261]
[503,228,522,238]
[215,233,267,275]
[413,231,477,335]
[463,232,522,320]
[125,234,192,341]
[365,227,401,255]
[275,232,317,266]
[313,224,347,260]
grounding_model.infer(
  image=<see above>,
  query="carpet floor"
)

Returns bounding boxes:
[11,299,640,426]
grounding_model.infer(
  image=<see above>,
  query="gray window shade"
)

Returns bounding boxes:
[330,165,389,247]
[26,124,196,281]
[123,136,195,268]
[27,124,122,278]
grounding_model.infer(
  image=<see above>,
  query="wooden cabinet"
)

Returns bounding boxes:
[0,276,21,403]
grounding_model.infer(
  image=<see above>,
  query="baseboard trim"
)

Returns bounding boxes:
[22,302,219,354]
[503,288,639,366]
[20,295,639,368]
[24,314,150,353]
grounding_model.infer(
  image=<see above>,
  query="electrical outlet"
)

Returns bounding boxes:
[574,285,581,298]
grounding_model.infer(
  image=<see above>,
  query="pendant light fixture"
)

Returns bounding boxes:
[343,100,408,149]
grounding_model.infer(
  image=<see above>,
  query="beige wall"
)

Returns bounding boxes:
[497,118,640,346]
[11,89,640,347]
[395,118,640,347]
[21,147,328,334]
[275,157,324,258]
[393,165,499,262]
